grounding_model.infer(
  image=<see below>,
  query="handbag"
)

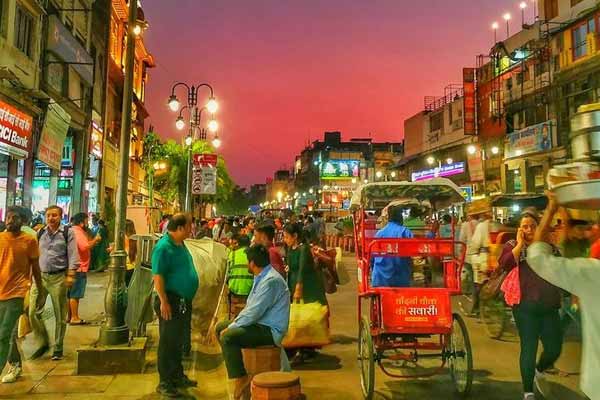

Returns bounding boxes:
[480,267,508,301]
[312,246,339,294]
[282,301,330,348]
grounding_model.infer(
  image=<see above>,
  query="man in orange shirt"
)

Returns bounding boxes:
[0,207,43,383]
[68,213,100,325]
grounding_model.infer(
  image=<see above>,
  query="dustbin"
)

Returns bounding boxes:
[125,234,161,337]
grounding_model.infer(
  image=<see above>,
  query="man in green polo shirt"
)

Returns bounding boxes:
[152,213,199,398]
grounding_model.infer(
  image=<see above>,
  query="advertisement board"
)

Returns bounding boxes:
[0,100,33,158]
[505,120,554,158]
[47,15,93,85]
[192,153,218,195]
[320,160,360,179]
[411,162,465,182]
[380,289,452,331]
[38,103,70,170]
[463,67,476,136]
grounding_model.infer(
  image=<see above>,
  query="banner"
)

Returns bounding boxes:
[38,103,70,170]
[0,100,33,158]
[381,289,452,330]
[505,120,554,158]
[463,68,476,135]
[411,162,465,182]
[467,151,484,182]
[192,153,218,195]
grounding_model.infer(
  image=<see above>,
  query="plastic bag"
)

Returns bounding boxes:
[501,267,521,306]
[282,302,330,348]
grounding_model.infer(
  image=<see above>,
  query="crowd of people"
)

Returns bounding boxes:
[152,211,332,399]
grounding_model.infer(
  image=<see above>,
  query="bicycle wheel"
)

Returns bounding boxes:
[358,316,375,400]
[480,296,506,340]
[448,313,473,397]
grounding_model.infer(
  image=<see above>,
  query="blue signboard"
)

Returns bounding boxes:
[460,186,473,202]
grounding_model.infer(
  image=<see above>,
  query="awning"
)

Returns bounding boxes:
[394,154,419,168]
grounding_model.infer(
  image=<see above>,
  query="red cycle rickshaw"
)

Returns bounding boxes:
[351,178,473,399]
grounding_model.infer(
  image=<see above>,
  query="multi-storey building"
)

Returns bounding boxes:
[102,0,154,209]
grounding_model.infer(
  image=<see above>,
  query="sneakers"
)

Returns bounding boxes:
[1,364,22,384]
[534,369,547,397]
[156,382,179,398]
[523,393,536,400]
[174,375,197,388]
[51,351,63,361]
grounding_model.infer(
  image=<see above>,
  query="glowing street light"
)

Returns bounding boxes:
[520,1,527,25]
[276,191,283,201]
[446,158,454,165]
[168,94,180,112]
[491,146,500,155]
[426,156,435,165]
[390,171,397,178]
[206,97,218,114]
[491,21,499,43]
[375,171,383,179]
[503,12,511,37]
[211,134,221,148]
[208,119,219,133]
[185,135,193,147]
[175,116,185,130]
[467,145,477,155]
[309,188,314,194]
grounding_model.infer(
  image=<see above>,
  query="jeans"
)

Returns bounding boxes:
[513,301,563,393]
[29,273,68,354]
[0,298,24,371]
[216,319,275,379]
[154,292,188,384]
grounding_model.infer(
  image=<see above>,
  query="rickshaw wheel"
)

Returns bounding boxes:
[358,317,375,400]
[448,313,473,397]
[480,295,507,340]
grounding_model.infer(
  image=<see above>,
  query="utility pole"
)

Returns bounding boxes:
[99,0,136,345]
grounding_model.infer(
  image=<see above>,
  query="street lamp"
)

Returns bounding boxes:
[492,21,499,43]
[99,0,138,346]
[446,158,453,165]
[211,133,221,148]
[426,156,435,165]
[167,82,217,213]
[185,135,193,147]
[503,12,511,37]
[491,146,500,155]
[390,171,397,179]
[520,1,527,25]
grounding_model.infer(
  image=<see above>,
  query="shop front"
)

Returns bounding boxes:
[502,120,556,194]
[0,97,35,219]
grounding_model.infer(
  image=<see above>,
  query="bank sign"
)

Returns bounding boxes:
[0,100,33,158]
[411,161,465,182]
[505,120,554,159]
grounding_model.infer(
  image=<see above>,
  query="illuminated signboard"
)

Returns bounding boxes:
[411,162,465,182]
[320,160,360,179]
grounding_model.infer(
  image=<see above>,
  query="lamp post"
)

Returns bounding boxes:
[520,2,527,26]
[167,83,218,213]
[492,21,499,43]
[467,144,499,196]
[503,13,511,38]
[99,0,137,345]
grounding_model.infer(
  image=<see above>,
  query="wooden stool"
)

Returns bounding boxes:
[242,346,281,376]
[251,372,302,400]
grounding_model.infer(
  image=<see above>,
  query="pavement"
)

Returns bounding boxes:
[0,255,588,400]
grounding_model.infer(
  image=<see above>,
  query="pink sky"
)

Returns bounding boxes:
[142,0,535,187]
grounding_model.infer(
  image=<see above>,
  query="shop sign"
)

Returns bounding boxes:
[505,120,554,159]
[90,121,103,159]
[47,15,93,86]
[0,100,33,158]
[460,186,473,202]
[463,68,476,135]
[411,162,465,182]
[467,151,484,182]
[38,103,70,170]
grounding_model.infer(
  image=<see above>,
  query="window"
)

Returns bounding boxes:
[14,4,34,57]
[573,23,589,60]
[430,112,443,132]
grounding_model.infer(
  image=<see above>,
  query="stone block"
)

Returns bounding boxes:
[76,337,147,375]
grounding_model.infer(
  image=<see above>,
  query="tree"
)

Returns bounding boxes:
[141,132,235,213]
[217,185,252,215]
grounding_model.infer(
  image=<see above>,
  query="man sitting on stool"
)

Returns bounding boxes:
[217,244,290,400]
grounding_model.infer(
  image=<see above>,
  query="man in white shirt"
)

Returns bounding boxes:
[527,192,599,400]
[468,211,495,315]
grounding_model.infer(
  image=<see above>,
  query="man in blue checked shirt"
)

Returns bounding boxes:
[216,244,290,400]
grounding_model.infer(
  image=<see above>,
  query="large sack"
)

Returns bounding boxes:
[282,302,330,348]
[185,239,229,346]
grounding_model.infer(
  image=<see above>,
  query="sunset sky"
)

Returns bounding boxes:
[142,0,535,187]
